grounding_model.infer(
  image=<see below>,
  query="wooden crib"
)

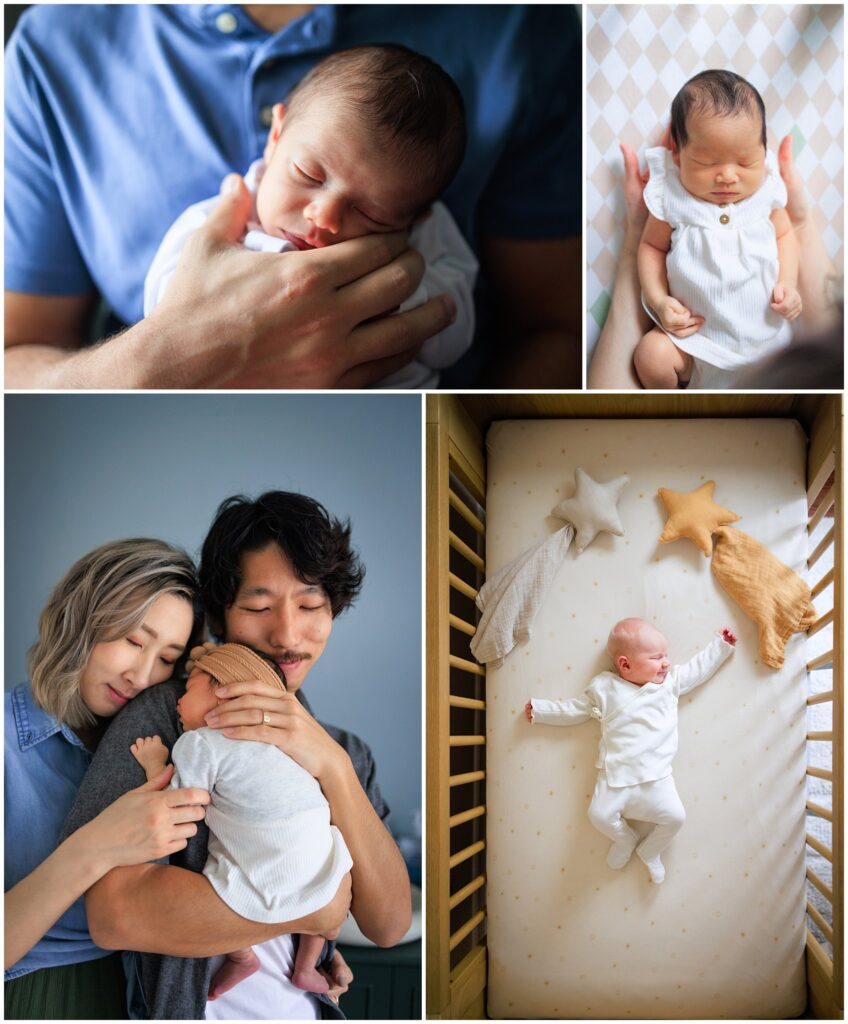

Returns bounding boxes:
[426,393,843,1020]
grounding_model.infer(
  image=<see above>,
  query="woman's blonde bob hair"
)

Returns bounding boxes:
[28,538,203,729]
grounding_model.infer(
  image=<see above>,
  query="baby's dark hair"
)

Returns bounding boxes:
[286,43,467,207]
[670,70,767,150]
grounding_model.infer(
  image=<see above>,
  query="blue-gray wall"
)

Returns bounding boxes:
[5,394,421,834]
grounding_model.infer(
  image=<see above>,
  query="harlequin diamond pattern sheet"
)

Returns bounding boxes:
[586,4,844,355]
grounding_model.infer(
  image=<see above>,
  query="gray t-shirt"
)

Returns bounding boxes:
[62,678,388,1020]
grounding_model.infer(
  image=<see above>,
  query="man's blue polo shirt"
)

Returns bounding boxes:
[4,683,102,979]
[5,4,581,326]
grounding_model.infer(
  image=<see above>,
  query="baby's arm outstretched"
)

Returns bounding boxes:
[675,628,737,696]
[637,215,704,336]
[770,208,802,321]
[525,692,596,725]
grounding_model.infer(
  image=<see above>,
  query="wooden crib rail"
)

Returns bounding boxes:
[804,398,843,1020]
[427,396,488,1020]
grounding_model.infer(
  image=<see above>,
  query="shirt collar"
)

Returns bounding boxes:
[12,682,90,753]
[181,5,337,48]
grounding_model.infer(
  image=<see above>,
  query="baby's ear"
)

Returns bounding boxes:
[670,140,681,167]
[263,102,287,163]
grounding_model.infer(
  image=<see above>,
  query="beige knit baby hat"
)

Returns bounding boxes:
[185,642,286,691]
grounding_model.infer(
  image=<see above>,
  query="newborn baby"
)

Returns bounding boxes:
[131,643,351,998]
[144,43,477,389]
[525,618,736,883]
[635,69,800,389]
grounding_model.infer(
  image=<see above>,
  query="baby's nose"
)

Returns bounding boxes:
[304,196,343,236]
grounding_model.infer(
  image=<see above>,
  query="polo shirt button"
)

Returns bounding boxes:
[259,105,274,127]
[216,11,238,33]
[719,214,730,225]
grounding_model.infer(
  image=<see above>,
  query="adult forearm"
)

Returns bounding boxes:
[5,830,108,969]
[85,862,347,956]
[322,759,411,947]
[795,219,839,334]
[588,235,646,390]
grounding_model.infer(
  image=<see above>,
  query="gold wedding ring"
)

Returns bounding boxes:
[262,711,271,725]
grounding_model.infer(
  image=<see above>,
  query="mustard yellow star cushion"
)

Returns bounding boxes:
[658,481,740,557]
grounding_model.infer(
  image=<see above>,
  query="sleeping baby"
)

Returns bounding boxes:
[635,69,801,390]
[131,643,351,998]
[144,43,477,390]
[525,618,736,883]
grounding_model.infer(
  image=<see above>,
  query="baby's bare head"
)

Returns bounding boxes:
[286,44,467,209]
[670,70,766,151]
[607,618,666,661]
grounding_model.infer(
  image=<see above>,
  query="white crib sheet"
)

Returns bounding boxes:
[485,419,808,1019]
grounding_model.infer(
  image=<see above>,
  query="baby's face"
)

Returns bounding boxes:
[673,109,766,205]
[617,623,670,685]
[177,668,220,731]
[256,98,423,250]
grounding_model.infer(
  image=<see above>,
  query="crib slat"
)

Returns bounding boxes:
[808,526,835,569]
[811,568,835,599]
[449,735,485,748]
[449,805,485,828]
[807,731,834,742]
[449,695,486,711]
[807,800,834,822]
[449,654,485,677]
[807,867,834,904]
[806,833,834,862]
[449,530,485,571]
[449,909,486,952]
[449,613,477,637]
[807,691,834,706]
[449,770,486,788]
[449,572,478,600]
[807,901,835,946]
[807,765,834,781]
[808,483,835,533]
[448,874,486,911]
[449,839,486,869]
[449,489,485,535]
[808,609,835,638]
[807,650,834,671]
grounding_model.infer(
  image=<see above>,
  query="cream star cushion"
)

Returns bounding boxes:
[551,467,629,554]
[658,480,740,556]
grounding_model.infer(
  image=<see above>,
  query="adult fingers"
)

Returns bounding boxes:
[169,804,208,824]
[211,681,295,701]
[165,787,211,807]
[336,349,422,389]
[339,247,427,324]
[347,294,456,366]
[201,175,254,245]
[137,764,175,791]
[778,134,808,225]
[311,231,411,288]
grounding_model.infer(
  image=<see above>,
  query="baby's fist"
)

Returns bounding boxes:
[719,628,738,646]
[524,700,534,722]
[770,282,802,321]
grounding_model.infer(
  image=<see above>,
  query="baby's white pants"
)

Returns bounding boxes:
[588,771,685,863]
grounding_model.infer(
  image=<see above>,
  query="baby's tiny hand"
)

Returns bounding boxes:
[524,700,534,723]
[656,296,705,337]
[770,282,802,321]
[130,735,168,768]
[719,628,738,646]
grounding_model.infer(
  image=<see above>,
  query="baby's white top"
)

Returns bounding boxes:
[170,727,352,922]
[530,634,734,787]
[642,146,792,371]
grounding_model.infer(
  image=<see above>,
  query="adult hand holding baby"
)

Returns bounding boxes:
[149,173,455,389]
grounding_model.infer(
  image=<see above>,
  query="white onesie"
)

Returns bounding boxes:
[144,160,478,389]
[531,635,734,879]
[642,146,792,389]
[170,727,352,922]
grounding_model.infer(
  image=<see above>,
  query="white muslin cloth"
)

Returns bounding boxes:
[641,146,792,385]
[470,525,575,668]
[144,160,478,389]
[530,635,734,787]
[170,728,352,922]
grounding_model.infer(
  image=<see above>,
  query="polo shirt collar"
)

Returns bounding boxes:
[181,5,337,48]
[12,682,89,753]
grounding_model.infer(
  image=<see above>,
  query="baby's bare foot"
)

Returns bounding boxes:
[208,948,261,1001]
[292,962,331,994]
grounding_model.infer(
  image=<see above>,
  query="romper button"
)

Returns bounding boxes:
[719,214,730,225]
[216,12,238,33]
[259,105,274,127]
[719,203,729,208]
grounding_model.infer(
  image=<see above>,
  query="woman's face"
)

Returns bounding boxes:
[79,593,194,717]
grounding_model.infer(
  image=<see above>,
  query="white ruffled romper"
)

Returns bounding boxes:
[641,147,792,389]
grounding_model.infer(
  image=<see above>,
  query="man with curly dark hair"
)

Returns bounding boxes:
[62,491,409,1020]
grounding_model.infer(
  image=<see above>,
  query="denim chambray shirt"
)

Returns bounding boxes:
[4,682,109,979]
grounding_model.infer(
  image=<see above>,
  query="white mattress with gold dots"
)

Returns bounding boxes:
[484,418,808,1019]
